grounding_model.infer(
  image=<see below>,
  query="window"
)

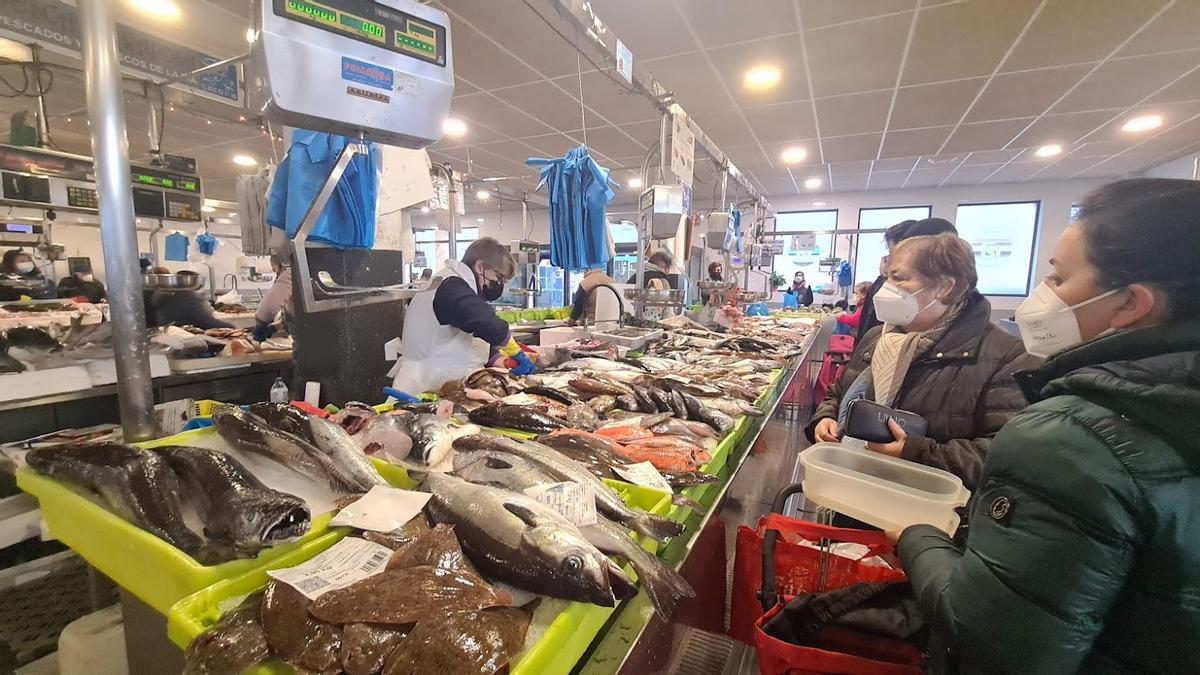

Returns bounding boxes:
[1069,205,1081,221]
[854,206,932,285]
[954,201,1040,296]
[536,260,564,307]
[772,210,838,288]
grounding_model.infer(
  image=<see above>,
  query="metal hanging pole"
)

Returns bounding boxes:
[78,0,157,441]
[31,45,50,149]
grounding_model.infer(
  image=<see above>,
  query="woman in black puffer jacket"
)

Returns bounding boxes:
[806,234,1039,490]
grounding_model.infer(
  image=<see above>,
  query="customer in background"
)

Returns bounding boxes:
[857,218,957,341]
[57,269,107,304]
[420,268,433,281]
[143,267,233,330]
[833,281,872,335]
[898,179,1200,673]
[627,249,674,289]
[806,234,1036,490]
[252,252,293,342]
[0,249,55,299]
[784,272,814,307]
[707,261,723,281]
[569,267,617,324]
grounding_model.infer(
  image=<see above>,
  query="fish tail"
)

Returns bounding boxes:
[634,512,685,542]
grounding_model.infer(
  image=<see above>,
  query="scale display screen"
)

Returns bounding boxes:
[274,0,447,66]
[131,167,201,193]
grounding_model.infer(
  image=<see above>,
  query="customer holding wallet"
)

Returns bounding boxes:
[805,233,1037,490]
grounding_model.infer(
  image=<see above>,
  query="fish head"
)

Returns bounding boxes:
[221,492,311,547]
[522,526,616,606]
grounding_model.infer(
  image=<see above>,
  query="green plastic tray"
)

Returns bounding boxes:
[16,427,413,615]
[167,482,672,675]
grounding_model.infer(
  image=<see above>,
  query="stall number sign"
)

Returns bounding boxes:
[616,40,633,84]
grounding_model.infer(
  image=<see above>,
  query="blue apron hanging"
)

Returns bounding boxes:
[164,232,189,261]
[527,145,615,271]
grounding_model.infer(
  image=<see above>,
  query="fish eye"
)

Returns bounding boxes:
[562,555,583,573]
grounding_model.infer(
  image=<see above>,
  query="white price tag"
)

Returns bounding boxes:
[330,486,431,533]
[613,461,673,494]
[524,482,598,526]
[267,537,393,600]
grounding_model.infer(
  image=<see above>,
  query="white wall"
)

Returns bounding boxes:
[1143,152,1200,179]
[768,178,1106,311]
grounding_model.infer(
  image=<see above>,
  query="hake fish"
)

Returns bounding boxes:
[247,402,317,444]
[154,446,310,553]
[581,517,694,618]
[423,472,633,606]
[26,443,208,559]
[452,434,684,543]
[307,415,391,491]
[213,405,348,490]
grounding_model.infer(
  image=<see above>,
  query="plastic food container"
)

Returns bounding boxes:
[799,443,970,534]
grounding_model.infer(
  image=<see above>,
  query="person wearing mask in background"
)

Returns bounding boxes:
[252,252,293,342]
[143,267,233,330]
[702,261,726,306]
[569,267,617,325]
[420,268,433,281]
[390,237,534,396]
[856,218,958,342]
[627,249,674,289]
[57,268,107,304]
[898,179,1200,673]
[0,249,55,300]
[833,281,872,336]
[807,234,1036,491]
[784,272,814,307]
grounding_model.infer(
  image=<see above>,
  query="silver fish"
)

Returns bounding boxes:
[407,414,479,472]
[557,357,645,372]
[352,413,413,462]
[213,406,341,489]
[452,450,552,492]
[422,472,634,606]
[307,415,391,491]
[580,517,694,619]
[452,434,684,543]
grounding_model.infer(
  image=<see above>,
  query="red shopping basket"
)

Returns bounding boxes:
[730,484,921,674]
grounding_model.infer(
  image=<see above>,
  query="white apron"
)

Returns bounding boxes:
[388,259,490,396]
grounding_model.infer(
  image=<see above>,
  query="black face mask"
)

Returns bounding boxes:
[479,277,504,301]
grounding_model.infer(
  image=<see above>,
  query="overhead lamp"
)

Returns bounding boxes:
[744,66,781,90]
[1035,144,1062,158]
[420,205,431,214]
[442,117,468,138]
[626,176,643,189]
[476,217,485,223]
[232,154,257,167]
[804,177,822,189]
[812,201,827,207]
[245,28,257,43]
[780,146,807,164]
[475,189,491,201]
[216,218,232,225]
[201,205,215,213]
[128,0,181,20]
[1122,114,1162,133]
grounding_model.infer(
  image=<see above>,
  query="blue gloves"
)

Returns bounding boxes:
[510,350,537,376]
[252,321,276,342]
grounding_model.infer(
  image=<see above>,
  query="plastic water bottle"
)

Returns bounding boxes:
[269,377,289,404]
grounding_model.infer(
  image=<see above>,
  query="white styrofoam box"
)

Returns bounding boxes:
[0,366,93,403]
[537,326,587,347]
[58,604,127,675]
[0,494,40,549]
[84,353,170,386]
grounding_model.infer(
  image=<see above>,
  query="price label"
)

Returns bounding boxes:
[268,537,393,600]
[524,481,598,526]
[614,461,673,493]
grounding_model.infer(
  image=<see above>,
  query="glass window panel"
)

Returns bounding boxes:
[854,206,932,286]
[954,202,1040,296]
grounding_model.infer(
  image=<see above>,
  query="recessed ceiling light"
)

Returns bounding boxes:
[626,176,643,189]
[128,0,181,20]
[475,217,485,223]
[1122,114,1163,133]
[1035,144,1062,158]
[780,147,807,165]
[232,154,257,167]
[216,218,232,224]
[804,177,822,189]
[201,205,215,213]
[420,205,430,214]
[245,28,257,43]
[475,189,491,201]
[812,201,827,207]
[744,66,781,90]
[442,117,467,138]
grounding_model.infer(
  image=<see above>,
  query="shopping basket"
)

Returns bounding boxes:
[730,483,922,674]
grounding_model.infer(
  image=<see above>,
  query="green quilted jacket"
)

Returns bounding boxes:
[897,319,1200,673]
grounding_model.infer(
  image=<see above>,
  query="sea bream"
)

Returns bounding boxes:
[422,472,634,606]
[452,434,684,543]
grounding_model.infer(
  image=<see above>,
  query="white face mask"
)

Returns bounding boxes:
[873,282,937,326]
[1014,282,1120,358]
[15,261,34,274]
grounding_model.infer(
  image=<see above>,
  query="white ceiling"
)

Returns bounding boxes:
[2,0,1198,206]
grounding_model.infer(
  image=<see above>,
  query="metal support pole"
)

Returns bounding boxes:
[146,84,161,164]
[658,112,669,184]
[446,167,460,261]
[31,45,50,149]
[78,0,157,441]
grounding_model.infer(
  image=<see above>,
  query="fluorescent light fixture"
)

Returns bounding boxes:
[128,0,181,20]
[245,28,257,43]
[442,117,468,138]
[626,176,643,189]
[475,190,491,201]
[744,66,781,90]
[1122,114,1162,133]
[780,147,807,164]
[420,205,431,214]
[216,218,232,225]
[476,217,485,223]
[804,177,822,189]
[0,37,32,63]
[812,201,827,207]
[201,205,215,213]
[232,154,257,167]
[1035,144,1062,158]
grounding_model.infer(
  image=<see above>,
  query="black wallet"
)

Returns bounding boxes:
[845,399,928,443]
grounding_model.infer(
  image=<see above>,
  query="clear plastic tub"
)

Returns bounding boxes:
[799,442,970,534]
